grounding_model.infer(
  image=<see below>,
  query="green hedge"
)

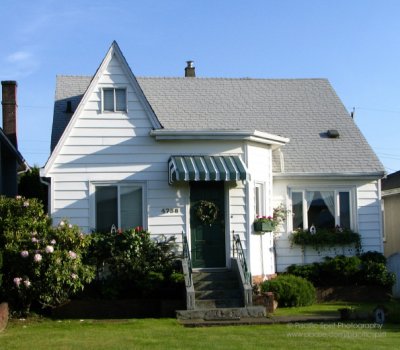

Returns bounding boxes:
[287,252,395,288]
[260,274,316,307]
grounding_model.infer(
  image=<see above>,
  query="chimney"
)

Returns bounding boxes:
[1,80,18,147]
[185,61,195,77]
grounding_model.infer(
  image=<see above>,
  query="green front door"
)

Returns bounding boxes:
[190,182,226,268]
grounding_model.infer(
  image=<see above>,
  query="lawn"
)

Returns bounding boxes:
[1,315,399,350]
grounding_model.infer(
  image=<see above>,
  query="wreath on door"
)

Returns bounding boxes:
[194,200,219,226]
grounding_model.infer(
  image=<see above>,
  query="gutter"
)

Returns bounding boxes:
[150,129,290,148]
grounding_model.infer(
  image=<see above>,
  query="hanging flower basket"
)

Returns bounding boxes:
[254,221,274,233]
[194,200,219,226]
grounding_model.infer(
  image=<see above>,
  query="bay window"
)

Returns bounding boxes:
[291,189,353,230]
[94,183,144,232]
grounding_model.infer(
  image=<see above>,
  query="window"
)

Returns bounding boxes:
[95,184,143,232]
[291,189,352,230]
[254,182,265,216]
[103,88,126,112]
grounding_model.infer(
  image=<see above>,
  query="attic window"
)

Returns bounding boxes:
[103,88,126,112]
[327,129,340,138]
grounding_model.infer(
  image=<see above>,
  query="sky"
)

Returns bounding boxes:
[1,0,399,174]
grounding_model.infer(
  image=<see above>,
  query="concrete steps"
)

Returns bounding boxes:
[176,269,266,321]
[193,270,243,309]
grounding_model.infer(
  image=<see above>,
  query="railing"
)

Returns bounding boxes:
[232,232,251,285]
[181,231,195,310]
[181,230,193,288]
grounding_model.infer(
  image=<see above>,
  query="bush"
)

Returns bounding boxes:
[359,251,387,264]
[286,263,321,284]
[260,274,316,307]
[287,252,395,289]
[0,250,3,289]
[357,261,395,288]
[87,228,183,298]
[0,196,94,315]
[320,255,361,286]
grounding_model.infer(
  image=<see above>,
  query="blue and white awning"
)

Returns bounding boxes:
[168,156,250,184]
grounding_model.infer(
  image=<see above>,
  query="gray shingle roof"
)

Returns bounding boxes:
[50,75,92,151]
[50,76,384,176]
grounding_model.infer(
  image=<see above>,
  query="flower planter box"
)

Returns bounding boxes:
[254,221,274,232]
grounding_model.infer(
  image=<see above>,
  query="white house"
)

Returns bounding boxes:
[41,42,385,286]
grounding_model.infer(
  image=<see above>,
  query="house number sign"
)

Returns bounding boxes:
[161,208,179,214]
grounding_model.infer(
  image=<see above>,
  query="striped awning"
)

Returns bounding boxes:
[168,156,250,184]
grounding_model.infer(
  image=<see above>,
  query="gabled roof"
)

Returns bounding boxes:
[0,128,29,172]
[44,41,161,173]
[48,43,385,177]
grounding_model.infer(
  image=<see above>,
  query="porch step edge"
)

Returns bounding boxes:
[176,306,266,320]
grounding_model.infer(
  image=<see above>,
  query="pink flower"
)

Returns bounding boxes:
[68,251,77,259]
[31,237,39,243]
[15,195,22,200]
[13,277,22,287]
[50,239,56,245]
[45,245,54,253]
[20,250,29,258]
[23,279,31,288]
[34,253,42,262]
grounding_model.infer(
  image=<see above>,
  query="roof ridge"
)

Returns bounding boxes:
[136,76,329,81]
[56,74,92,78]
[54,74,328,81]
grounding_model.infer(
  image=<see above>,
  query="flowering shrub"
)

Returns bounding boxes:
[0,196,94,315]
[254,204,288,231]
[87,227,183,298]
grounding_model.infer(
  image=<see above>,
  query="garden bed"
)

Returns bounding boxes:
[51,298,185,319]
[316,285,391,302]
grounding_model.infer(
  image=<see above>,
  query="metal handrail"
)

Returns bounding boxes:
[233,232,251,285]
[182,230,193,287]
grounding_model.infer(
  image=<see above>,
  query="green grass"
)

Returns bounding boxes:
[273,300,400,322]
[1,315,399,350]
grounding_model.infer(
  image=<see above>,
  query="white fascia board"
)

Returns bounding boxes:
[150,129,289,148]
[273,172,385,181]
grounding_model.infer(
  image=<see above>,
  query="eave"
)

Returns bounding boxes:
[150,129,289,149]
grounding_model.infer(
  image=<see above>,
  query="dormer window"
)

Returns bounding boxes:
[103,88,126,112]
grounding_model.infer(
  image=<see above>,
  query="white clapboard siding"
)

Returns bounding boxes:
[47,53,247,270]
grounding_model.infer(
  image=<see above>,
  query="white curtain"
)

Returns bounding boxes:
[319,191,335,218]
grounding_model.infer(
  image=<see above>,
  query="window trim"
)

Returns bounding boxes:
[288,186,357,231]
[90,181,147,232]
[101,87,127,112]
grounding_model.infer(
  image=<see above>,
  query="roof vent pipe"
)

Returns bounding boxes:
[65,100,73,113]
[185,61,195,77]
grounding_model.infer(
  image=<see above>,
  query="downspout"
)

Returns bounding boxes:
[40,176,51,214]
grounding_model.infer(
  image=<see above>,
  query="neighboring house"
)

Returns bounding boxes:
[1,81,29,196]
[41,41,385,281]
[382,171,400,257]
